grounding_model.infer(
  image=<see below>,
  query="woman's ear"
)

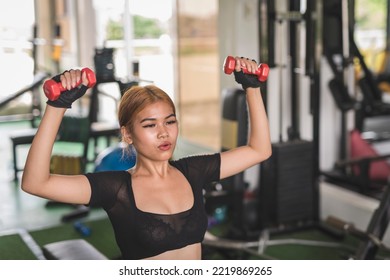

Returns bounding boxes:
[121,126,133,145]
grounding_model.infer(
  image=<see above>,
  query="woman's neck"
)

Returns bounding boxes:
[131,157,171,178]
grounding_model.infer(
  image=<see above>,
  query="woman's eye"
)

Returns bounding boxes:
[166,120,177,125]
[143,124,155,128]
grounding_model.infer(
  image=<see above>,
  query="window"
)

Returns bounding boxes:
[0,0,35,120]
[92,0,220,150]
[177,0,220,151]
[92,0,174,122]
[354,0,387,74]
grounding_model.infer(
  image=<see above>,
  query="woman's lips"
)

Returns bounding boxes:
[158,142,171,151]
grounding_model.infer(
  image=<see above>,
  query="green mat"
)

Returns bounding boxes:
[30,218,121,260]
[0,232,37,260]
[0,218,121,260]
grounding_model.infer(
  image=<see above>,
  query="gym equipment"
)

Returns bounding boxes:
[354,183,390,259]
[59,205,90,222]
[258,0,324,233]
[348,129,390,183]
[223,56,269,82]
[10,128,38,181]
[332,130,390,196]
[351,37,390,132]
[1,71,49,125]
[94,48,116,83]
[322,0,390,197]
[4,73,49,181]
[92,48,118,118]
[0,72,49,111]
[42,239,107,260]
[87,46,154,160]
[50,155,83,175]
[51,24,63,73]
[86,48,141,156]
[43,68,97,101]
[94,143,136,172]
[88,122,121,161]
[325,181,390,259]
[203,229,354,260]
[323,0,390,137]
[259,141,317,229]
[74,221,92,237]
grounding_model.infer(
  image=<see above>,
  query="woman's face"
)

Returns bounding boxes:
[128,101,178,162]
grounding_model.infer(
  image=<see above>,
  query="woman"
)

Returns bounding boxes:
[21,56,272,260]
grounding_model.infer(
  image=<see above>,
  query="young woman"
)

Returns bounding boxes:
[21,56,272,260]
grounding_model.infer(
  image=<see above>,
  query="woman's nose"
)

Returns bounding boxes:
[157,125,169,138]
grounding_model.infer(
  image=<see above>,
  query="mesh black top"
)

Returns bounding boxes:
[85,153,221,259]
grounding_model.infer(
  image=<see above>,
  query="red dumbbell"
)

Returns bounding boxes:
[43,68,97,101]
[223,56,269,82]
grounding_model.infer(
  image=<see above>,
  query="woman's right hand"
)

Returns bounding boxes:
[233,57,263,90]
[46,69,90,108]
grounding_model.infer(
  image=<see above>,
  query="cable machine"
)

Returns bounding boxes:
[257,0,325,234]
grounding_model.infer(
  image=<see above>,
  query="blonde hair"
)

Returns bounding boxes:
[118,85,176,138]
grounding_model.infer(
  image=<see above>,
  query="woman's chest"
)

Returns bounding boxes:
[131,171,194,215]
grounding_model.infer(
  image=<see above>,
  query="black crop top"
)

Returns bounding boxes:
[85,153,220,259]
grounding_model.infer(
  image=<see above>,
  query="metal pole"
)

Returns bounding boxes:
[387,0,390,52]
[288,0,301,141]
[308,0,323,221]
[123,0,134,78]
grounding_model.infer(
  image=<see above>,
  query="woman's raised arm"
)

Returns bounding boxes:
[220,56,272,179]
[21,69,92,204]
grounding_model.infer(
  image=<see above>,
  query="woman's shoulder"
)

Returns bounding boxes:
[171,152,220,164]
[170,153,221,172]
[85,170,131,208]
[85,170,130,185]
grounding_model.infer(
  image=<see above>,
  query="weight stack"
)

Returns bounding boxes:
[94,48,116,82]
[258,140,317,229]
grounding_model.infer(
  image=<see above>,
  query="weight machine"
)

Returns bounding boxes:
[322,0,390,197]
[203,0,390,260]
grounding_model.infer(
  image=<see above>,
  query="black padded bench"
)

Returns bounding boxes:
[9,122,119,180]
[89,122,120,160]
[9,128,37,181]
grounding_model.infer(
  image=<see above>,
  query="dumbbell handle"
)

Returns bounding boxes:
[223,56,269,82]
[43,68,96,101]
